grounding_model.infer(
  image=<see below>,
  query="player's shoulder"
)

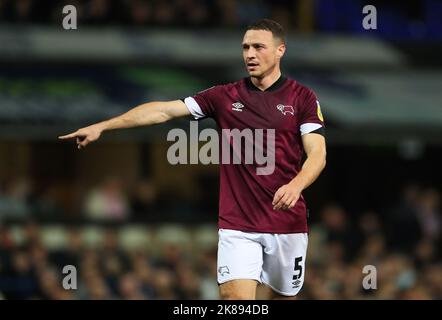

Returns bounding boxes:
[198,79,240,94]
[286,77,317,98]
[217,78,244,90]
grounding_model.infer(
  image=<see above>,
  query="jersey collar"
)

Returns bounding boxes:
[245,75,287,92]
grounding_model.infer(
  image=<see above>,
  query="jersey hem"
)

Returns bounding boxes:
[218,224,308,234]
[217,276,262,286]
[261,279,301,297]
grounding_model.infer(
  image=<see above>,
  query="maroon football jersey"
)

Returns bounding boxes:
[184,76,325,233]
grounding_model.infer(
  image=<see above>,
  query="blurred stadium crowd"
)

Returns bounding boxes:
[0,173,218,222]
[0,222,220,299]
[1,0,440,39]
[0,175,163,222]
[0,181,440,299]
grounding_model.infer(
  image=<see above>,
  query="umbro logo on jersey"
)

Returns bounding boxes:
[232,102,244,112]
[277,104,294,116]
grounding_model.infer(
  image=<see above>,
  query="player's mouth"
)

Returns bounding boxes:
[247,62,259,70]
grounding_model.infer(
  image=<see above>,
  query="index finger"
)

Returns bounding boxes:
[272,189,285,207]
[58,132,78,139]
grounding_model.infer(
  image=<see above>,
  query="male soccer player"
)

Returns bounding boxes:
[59,19,326,300]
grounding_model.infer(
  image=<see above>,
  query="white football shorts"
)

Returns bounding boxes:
[217,228,308,296]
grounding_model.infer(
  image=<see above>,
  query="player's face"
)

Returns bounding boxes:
[242,30,285,79]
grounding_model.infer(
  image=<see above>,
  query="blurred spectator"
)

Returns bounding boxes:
[422,264,442,299]
[3,0,33,24]
[174,0,209,26]
[153,0,177,26]
[196,248,219,299]
[83,0,113,25]
[126,0,153,26]
[84,276,115,299]
[413,238,438,269]
[155,243,183,272]
[359,234,387,265]
[358,211,383,238]
[118,272,146,299]
[386,184,422,253]
[269,0,292,30]
[416,188,440,241]
[215,0,239,27]
[102,228,119,253]
[130,250,156,298]
[22,221,41,246]
[83,177,131,221]
[0,177,33,221]
[356,212,387,265]
[0,223,14,249]
[8,249,38,299]
[33,183,67,220]
[175,261,201,299]
[319,203,360,262]
[102,251,125,290]
[129,179,159,221]
[152,267,178,299]
[51,228,82,268]
[37,267,75,299]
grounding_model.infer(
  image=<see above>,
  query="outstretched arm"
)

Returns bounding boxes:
[272,133,326,210]
[58,100,190,149]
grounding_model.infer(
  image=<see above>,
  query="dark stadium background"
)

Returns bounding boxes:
[0,0,441,300]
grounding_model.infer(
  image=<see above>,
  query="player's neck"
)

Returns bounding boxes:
[250,70,282,91]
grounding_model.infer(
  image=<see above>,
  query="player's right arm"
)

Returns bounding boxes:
[58,100,190,149]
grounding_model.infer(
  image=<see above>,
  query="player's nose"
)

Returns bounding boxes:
[246,48,256,59]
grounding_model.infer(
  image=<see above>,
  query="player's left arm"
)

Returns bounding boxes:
[272,133,326,210]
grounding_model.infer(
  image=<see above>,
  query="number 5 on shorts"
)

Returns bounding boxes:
[293,256,303,280]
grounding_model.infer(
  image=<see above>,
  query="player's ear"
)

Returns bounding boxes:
[276,42,286,59]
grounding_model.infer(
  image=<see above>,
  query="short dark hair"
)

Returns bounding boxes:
[246,19,285,44]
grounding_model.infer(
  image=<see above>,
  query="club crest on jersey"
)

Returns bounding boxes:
[232,102,244,112]
[218,266,230,276]
[277,104,294,116]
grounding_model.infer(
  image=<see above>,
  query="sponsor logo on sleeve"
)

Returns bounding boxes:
[316,100,324,122]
